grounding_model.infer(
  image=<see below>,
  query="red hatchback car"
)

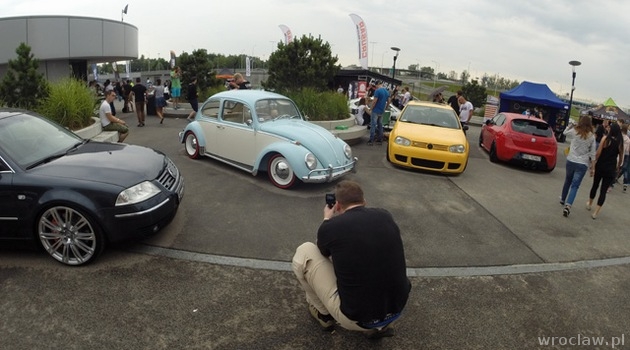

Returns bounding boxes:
[479,112,557,172]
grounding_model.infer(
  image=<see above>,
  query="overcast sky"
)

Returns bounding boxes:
[4,0,630,108]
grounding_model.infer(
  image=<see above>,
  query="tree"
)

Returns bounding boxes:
[461,79,487,109]
[460,70,470,84]
[420,66,434,79]
[264,35,340,92]
[177,49,218,97]
[0,43,48,109]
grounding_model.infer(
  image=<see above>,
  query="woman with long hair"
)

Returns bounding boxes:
[559,115,596,217]
[619,123,630,192]
[587,122,624,219]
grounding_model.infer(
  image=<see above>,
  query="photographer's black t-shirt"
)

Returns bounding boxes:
[317,206,410,323]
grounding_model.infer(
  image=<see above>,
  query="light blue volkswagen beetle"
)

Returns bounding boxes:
[179,90,357,189]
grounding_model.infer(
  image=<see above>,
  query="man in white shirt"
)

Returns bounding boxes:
[458,95,473,126]
[400,87,411,107]
[100,90,129,142]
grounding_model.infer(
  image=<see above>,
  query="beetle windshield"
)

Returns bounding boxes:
[255,98,302,122]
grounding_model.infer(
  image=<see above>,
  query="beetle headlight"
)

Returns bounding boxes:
[116,181,161,206]
[305,153,317,170]
[449,144,466,153]
[394,136,411,146]
[344,144,352,159]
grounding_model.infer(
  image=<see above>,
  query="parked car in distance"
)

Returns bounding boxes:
[386,101,469,174]
[0,109,184,266]
[479,112,557,172]
[348,97,401,130]
[179,90,357,189]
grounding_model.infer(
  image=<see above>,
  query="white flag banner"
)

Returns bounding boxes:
[349,13,368,70]
[111,62,120,81]
[169,50,176,68]
[246,57,251,77]
[91,63,98,82]
[125,61,130,79]
[279,24,293,44]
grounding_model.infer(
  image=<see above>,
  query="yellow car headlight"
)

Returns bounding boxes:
[394,136,411,146]
[449,144,466,153]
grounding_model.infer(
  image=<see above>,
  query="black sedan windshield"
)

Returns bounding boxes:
[0,112,82,168]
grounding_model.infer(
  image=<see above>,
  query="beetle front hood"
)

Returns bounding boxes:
[29,142,165,188]
[259,120,349,165]
[260,120,340,148]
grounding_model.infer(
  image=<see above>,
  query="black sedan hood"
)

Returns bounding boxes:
[29,142,165,188]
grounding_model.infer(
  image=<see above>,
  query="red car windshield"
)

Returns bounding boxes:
[510,119,552,137]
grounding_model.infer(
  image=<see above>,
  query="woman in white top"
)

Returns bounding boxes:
[560,115,596,217]
[620,123,630,192]
[354,97,371,126]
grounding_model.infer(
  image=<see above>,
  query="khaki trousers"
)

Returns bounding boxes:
[291,242,365,332]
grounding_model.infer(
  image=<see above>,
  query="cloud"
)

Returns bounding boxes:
[2,0,629,107]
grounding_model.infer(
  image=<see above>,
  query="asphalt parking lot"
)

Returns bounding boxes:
[2,107,630,349]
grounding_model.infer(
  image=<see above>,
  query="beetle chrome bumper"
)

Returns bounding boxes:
[302,157,358,183]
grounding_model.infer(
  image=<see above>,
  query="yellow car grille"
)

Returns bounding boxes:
[411,141,449,151]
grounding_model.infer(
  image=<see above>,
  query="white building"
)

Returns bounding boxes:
[0,15,138,82]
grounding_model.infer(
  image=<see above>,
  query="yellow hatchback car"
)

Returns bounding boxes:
[386,101,469,174]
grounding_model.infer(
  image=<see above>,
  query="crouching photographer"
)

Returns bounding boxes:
[292,180,411,338]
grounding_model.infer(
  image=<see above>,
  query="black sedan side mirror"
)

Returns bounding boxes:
[485,119,493,126]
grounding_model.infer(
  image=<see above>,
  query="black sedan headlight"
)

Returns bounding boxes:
[116,181,161,206]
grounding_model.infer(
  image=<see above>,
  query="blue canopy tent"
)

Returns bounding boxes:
[499,81,569,140]
[499,81,568,112]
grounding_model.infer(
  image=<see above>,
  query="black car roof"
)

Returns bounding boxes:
[0,108,29,120]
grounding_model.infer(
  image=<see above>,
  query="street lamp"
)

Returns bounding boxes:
[391,47,400,79]
[567,60,581,121]
[562,60,581,142]
[432,60,439,88]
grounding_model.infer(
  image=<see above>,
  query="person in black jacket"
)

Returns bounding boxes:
[186,76,198,121]
[292,180,411,338]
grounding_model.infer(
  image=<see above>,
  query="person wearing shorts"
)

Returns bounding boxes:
[100,90,129,142]
[152,78,166,124]
[170,66,182,109]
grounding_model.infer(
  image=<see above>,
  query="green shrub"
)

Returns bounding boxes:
[37,78,97,130]
[285,88,348,121]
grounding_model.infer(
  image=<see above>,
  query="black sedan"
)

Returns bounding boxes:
[0,109,184,266]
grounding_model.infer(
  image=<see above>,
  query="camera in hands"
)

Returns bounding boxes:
[325,193,336,208]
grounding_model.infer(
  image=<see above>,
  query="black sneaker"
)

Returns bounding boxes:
[365,325,395,339]
[309,304,335,331]
[367,141,374,146]
[562,206,570,217]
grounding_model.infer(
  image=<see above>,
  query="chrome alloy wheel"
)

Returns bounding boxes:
[38,206,100,266]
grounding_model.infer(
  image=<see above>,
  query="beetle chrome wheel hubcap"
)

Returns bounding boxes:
[274,160,290,180]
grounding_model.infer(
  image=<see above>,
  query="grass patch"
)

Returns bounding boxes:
[37,78,97,130]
